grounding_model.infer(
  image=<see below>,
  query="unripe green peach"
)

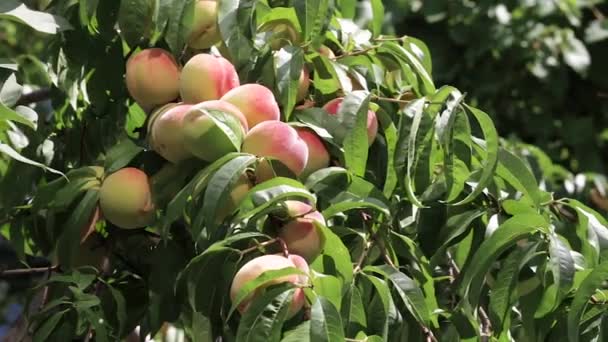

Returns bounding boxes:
[297,67,310,103]
[295,127,330,178]
[99,168,156,229]
[258,19,301,50]
[323,97,378,146]
[229,254,309,318]
[278,201,326,262]
[187,0,220,49]
[241,121,308,176]
[221,84,281,128]
[180,53,240,103]
[182,101,248,162]
[125,48,180,111]
[149,103,194,163]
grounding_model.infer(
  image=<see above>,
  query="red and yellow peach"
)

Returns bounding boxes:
[125,48,181,111]
[221,84,281,128]
[180,53,240,103]
[323,97,378,146]
[278,201,326,262]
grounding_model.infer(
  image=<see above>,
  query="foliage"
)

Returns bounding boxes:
[382,0,608,195]
[0,0,607,341]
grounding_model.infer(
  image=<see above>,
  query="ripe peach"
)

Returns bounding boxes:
[180,53,240,103]
[297,67,310,103]
[221,84,281,128]
[323,97,378,146]
[295,127,330,178]
[187,0,220,49]
[241,121,308,176]
[149,103,194,163]
[229,254,309,318]
[125,48,181,111]
[258,19,301,50]
[182,101,248,162]
[278,201,326,262]
[99,168,156,229]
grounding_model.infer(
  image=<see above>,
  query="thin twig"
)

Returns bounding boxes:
[0,265,58,277]
[334,45,380,59]
[591,6,605,20]
[239,238,280,256]
[353,240,373,274]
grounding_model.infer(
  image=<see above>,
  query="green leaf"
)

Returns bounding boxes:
[365,265,431,326]
[310,296,345,342]
[568,259,608,342]
[311,226,353,285]
[0,0,72,34]
[312,271,343,311]
[201,154,256,230]
[548,233,575,298]
[164,0,195,54]
[274,46,304,121]
[341,283,367,336]
[103,139,143,173]
[451,105,499,206]
[378,42,436,95]
[55,189,100,270]
[429,209,485,267]
[460,213,549,307]
[32,309,71,342]
[342,91,372,177]
[237,177,316,220]
[218,0,255,70]
[369,0,384,37]
[282,321,311,342]
[294,0,332,43]
[0,142,66,178]
[229,267,305,319]
[495,148,542,208]
[118,0,156,47]
[322,197,390,218]
[236,286,296,342]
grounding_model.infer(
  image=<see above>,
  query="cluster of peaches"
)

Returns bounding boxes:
[94,2,379,318]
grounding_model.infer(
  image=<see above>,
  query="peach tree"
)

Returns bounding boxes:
[1,1,608,341]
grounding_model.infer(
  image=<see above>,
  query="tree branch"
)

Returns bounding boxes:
[15,88,52,106]
[0,265,58,277]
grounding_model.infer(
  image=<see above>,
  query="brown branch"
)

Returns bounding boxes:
[591,6,605,20]
[0,265,58,277]
[15,88,52,106]
[238,238,281,256]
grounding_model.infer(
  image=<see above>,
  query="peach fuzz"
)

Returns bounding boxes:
[323,97,379,146]
[187,0,220,49]
[295,127,330,178]
[221,84,281,128]
[278,201,326,262]
[241,121,308,176]
[125,48,180,111]
[180,53,240,103]
[229,254,308,318]
[99,168,156,229]
[149,103,194,163]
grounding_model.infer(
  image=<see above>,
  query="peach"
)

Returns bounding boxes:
[187,0,220,49]
[180,53,240,103]
[125,48,181,111]
[149,103,194,163]
[221,84,281,128]
[229,254,309,318]
[295,127,330,178]
[182,101,248,162]
[323,97,378,146]
[99,168,156,229]
[297,67,310,103]
[258,19,301,50]
[278,201,326,262]
[318,45,336,59]
[241,121,308,176]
